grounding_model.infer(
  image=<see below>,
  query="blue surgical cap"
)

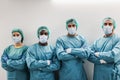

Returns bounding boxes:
[102,17,116,29]
[12,28,24,42]
[66,18,79,30]
[37,26,50,38]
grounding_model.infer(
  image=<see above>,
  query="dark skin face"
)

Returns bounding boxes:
[39,30,48,36]
[39,30,48,46]
[103,20,114,37]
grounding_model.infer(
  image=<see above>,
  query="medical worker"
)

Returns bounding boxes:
[1,28,29,80]
[90,17,120,80]
[56,18,88,80]
[26,26,60,80]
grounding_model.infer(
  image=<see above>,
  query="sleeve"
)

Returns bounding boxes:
[40,51,60,72]
[87,52,101,64]
[70,48,91,59]
[7,48,28,70]
[70,38,90,59]
[56,39,76,61]
[87,42,101,64]
[80,36,88,48]
[26,48,48,70]
[1,48,15,71]
[99,40,120,63]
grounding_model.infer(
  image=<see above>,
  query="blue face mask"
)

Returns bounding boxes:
[12,36,22,43]
[39,35,48,43]
[68,27,76,35]
[103,26,113,34]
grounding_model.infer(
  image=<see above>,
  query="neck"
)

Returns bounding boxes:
[39,42,48,46]
[14,42,23,48]
[104,32,114,37]
[67,33,77,37]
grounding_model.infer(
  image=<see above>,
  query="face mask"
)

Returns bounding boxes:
[12,36,22,43]
[39,35,48,43]
[68,27,76,35]
[103,26,113,34]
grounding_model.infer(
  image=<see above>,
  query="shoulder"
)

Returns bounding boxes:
[4,45,13,52]
[56,35,67,42]
[23,45,28,48]
[77,34,85,39]
[77,34,87,42]
[57,35,67,40]
[49,44,55,50]
[27,43,38,51]
[22,45,29,51]
[113,34,120,42]
[114,34,120,39]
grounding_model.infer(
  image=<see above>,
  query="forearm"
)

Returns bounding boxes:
[7,59,26,70]
[70,48,90,59]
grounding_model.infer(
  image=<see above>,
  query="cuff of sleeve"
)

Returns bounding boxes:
[47,60,51,65]
[99,52,107,58]
[7,59,11,65]
[71,48,83,54]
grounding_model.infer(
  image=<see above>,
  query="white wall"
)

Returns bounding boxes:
[1,0,120,80]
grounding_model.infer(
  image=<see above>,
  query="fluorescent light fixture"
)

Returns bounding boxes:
[52,0,120,5]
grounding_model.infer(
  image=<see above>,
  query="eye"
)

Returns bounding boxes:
[72,24,76,27]
[45,33,48,35]
[13,34,16,37]
[68,25,72,28]
[104,23,107,26]
[109,23,113,26]
[40,33,44,35]
[16,34,20,37]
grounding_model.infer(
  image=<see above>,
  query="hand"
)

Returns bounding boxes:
[100,59,107,64]
[6,59,11,65]
[2,56,8,62]
[39,68,42,70]
[66,48,72,54]
[47,60,51,65]
[94,52,100,57]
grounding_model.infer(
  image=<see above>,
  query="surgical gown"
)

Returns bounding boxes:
[26,43,60,80]
[56,35,88,80]
[1,45,29,80]
[89,34,120,80]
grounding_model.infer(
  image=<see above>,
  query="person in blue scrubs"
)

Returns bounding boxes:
[26,26,60,80]
[89,17,120,80]
[1,28,29,80]
[56,18,88,80]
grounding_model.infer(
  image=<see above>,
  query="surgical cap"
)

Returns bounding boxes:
[12,28,24,42]
[102,17,116,29]
[37,26,50,38]
[66,18,79,30]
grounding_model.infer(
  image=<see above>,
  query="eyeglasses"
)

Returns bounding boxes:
[40,32,48,35]
[68,24,76,28]
[104,23,113,26]
[13,34,20,37]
